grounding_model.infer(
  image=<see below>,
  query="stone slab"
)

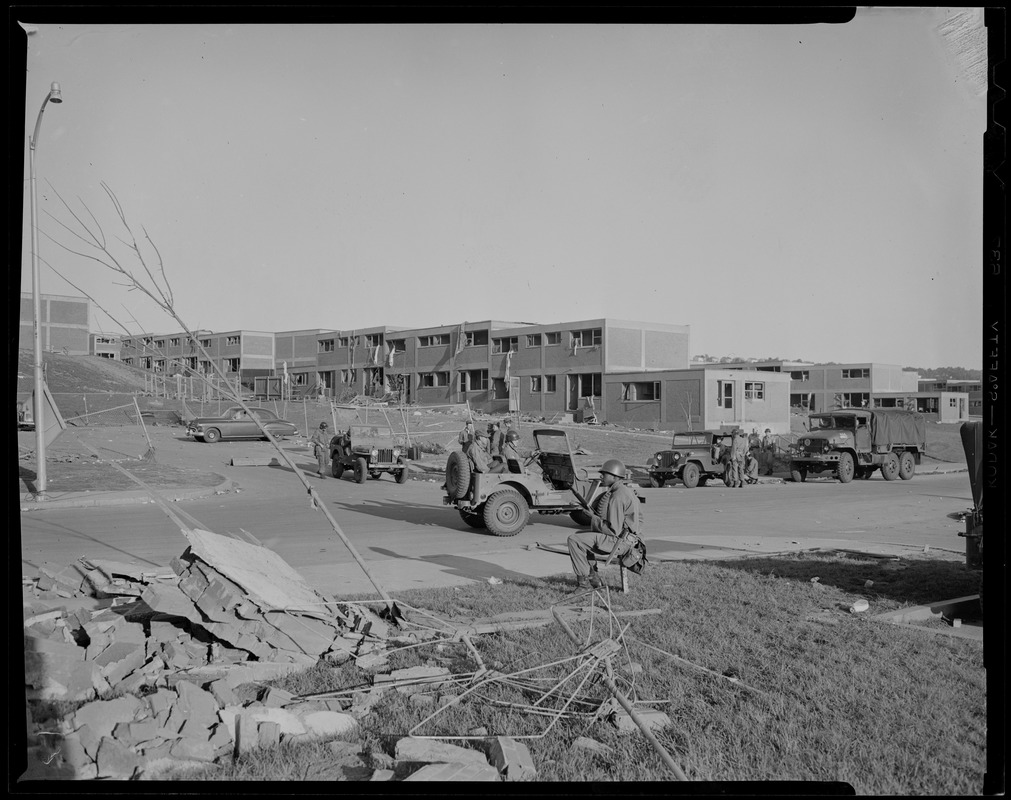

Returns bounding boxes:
[403,762,501,781]
[489,736,537,781]
[394,736,489,767]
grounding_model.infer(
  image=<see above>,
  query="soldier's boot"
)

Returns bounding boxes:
[570,576,591,591]
[588,573,602,589]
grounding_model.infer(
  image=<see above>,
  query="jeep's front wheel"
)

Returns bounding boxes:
[354,457,368,484]
[880,452,900,481]
[682,462,701,488]
[396,463,410,484]
[331,458,344,479]
[649,474,665,488]
[483,489,528,536]
[837,452,855,483]
[790,465,807,483]
[459,507,486,529]
[445,451,471,499]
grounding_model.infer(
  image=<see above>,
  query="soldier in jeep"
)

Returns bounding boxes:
[466,430,507,474]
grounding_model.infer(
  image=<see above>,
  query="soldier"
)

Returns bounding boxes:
[466,430,506,474]
[729,429,748,488]
[489,421,505,456]
[566,459,644,590]
[744,447,760,484]
[502,429,524,473]
[458,419,475,451]
[761,428,776,475]
[309,421,331,479]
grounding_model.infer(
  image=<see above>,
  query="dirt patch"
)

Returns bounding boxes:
[18,459,225,495]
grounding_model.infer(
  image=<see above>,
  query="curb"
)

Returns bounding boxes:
[18,475,235,512]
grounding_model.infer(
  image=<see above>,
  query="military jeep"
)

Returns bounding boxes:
[329,424,412,484]
[443,428,616,536]
[647,431,731,488]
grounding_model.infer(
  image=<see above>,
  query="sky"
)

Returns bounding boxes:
[18,10,988,369]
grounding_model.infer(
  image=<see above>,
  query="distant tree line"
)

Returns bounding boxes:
[905,366,982,381]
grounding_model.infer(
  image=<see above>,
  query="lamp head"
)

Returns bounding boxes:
[49,82,62,103]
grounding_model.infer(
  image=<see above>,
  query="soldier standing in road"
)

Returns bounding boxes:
[729,429,748,488]
[489,421,504,456]
[566,459,644,590]
[310,421,331,479]
[761,428,776,475]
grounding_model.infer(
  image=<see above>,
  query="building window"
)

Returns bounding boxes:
[492,336,518,354]
[836,392,869,408]
[949,398,959,408]
[199,339,211,348]
[420,371,450,387]
[571,373,602,397]
[621,382,661,401]
[790,370,809,381]
[293,372,308,386]
[123,357,133,366]
[465,330,489,347]
[526,334,542,347]
[226,335,240,346]
[170,337,180,347]
[530,376,542,393]
[155,339,166,349]
[226,358,240,372]
[318,339,335,352]
[842,368,870,379]
[744,382,765,400]
[717,381,734,409]
[419,333,450,347]
[570,328,602,348]
[545,331,562,346]
[141,357,152,369]
[338,336,352,348]
[545,375,557,393]
[143,337,153,346]
[341,369,357,384]
[365,333,384,348]
[461,369,489,392]
[388,338,405,353]
[155,359,166,372]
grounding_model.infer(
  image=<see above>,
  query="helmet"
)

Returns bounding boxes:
[599,459,627,479]
[506,431,520,443]
[319,421,328,429]
[765,428,771,433]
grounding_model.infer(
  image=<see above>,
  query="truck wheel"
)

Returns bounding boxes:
[880,453,899,481]
[790,466,807,483]
[445,451,471,499]
[354,457,368,484]
[202,428,220,443]
[898,451,915,480]
[836,452,855,483]
[483,489,528,536]
[331,459,344,479]
[459,507,486,529]
[682,463,701,488]
[396,462,410,484]
[649,474,665,488]
[570,510,592,527]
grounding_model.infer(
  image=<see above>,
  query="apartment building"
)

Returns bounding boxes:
[120,330,275,385]
[918,378,982,415]
[89,333,121,359]
[19,292,91,355]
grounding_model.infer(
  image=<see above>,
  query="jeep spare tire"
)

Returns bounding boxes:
[445,451,471,499]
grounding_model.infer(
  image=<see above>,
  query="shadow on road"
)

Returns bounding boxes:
[368,546,543,587]
[712,552,981,611]
[329,498,447,527]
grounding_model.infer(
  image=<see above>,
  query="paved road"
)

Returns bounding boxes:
[20,429,973,597]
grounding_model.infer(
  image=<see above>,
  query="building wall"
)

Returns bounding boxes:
[19,293,91,355]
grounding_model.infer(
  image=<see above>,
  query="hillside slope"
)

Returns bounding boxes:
[16,350,150,395]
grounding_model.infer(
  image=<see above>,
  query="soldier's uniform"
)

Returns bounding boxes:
[567,479,642,580]
[309,424,331,478]
[761,430,776,475]
[729,430,748,488]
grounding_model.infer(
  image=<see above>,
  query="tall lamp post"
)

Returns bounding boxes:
[29,81,63,501]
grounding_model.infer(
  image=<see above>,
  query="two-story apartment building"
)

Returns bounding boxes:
[19,292,91,355]
[120,330,275,387]
[89,333,121,359]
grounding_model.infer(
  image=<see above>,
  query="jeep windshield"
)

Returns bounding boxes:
[533,429,573,457]
[349,425,393,439]
[671,433,711,447]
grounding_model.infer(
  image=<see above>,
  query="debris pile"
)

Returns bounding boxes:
[22,528,395,780]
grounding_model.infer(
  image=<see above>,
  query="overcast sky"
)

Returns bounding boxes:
[19,10,987,369]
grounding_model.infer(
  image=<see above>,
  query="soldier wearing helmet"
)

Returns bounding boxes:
[502,429,524,473]
[466,429,506,474]
[310,421,332,479]
[566,458,643,589]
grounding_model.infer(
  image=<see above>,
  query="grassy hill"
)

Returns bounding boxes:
[16,350,150,396]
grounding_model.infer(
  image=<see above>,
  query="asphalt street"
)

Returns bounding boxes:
[19,428,974,597]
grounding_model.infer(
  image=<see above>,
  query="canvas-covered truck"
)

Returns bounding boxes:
[788,409,926,483]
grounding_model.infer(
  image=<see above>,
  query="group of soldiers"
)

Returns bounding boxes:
[713,428,777,487]
[458,418,525,474]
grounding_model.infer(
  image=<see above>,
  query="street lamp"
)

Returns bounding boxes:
[29,81,63,501]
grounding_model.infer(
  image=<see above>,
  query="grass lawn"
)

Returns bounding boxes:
[170,552,985,792]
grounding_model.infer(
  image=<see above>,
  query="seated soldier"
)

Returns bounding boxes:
[466,431,507,473]
[502,430,525,473]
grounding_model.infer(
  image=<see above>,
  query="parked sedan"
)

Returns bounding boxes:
[187,406,299,443]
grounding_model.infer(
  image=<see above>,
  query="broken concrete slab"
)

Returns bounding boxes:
[219,706,307,742]
[72,695,145,742]
[296,710,359,739]
[95,736,142,779]
[140,583,204,625]
[403,762,501,781]
[258,722,281,749]
[261,611,339,656]
[173,681,220,732]
[571,737,614,756]
[394,736,490,767]
[260,686,296,708]
[610,709,672,734]
[182,528,323,611]
[169,737,218,762]
[489,736,537,781]
[370,768,395,781]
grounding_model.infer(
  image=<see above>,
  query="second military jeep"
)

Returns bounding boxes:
[443,428,620,536]
[647,430,731,488]
[329,424,412,484]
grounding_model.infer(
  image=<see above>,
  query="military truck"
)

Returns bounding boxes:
[788,408,926,483]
